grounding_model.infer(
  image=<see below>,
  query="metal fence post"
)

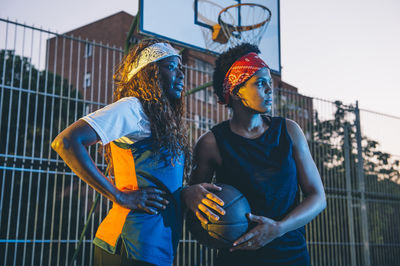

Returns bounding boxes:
[354,101,371,266]
[343,122,357,266]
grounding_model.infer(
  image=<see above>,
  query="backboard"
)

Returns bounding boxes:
[139,0,281,75]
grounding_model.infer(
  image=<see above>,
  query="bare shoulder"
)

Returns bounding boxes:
[285,118,302,134]
[197,131,217,146]
[285,118,307,149]
[189,130,222,184]
[194,130,222,166]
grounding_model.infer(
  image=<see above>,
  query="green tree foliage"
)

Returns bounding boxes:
[0,49,84,159]
[313,100,400,193]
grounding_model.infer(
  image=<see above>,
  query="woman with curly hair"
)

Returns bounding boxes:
[182,43,326,265]
[52,39,190,266]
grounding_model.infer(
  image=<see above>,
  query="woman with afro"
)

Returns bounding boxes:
[182,43,326,265]
[52,39,190,266]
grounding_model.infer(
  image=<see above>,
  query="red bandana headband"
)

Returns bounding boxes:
[222,52,269,105]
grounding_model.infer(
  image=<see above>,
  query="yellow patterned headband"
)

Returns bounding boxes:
[127,42,180,80]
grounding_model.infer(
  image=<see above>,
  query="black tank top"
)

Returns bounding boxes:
[211,116,310,265]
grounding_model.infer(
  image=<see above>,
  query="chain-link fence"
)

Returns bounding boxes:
[1,18,399,266]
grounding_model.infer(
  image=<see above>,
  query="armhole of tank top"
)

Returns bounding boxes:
[209,128,224,169]
[283,119,299,207]
[210,121,228,141]
[283,118,294,151]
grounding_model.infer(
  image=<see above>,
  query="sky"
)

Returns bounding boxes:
[280,0,400,116]
[2,0,400,154]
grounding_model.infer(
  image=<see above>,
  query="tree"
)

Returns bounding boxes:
[0,49,85,158]
[312,100,400,191]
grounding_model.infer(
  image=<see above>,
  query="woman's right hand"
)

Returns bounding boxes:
[182,183,225,224]
[116,187,169,214]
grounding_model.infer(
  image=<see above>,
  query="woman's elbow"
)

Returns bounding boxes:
[305,188,327,213]
[51,134,70,154]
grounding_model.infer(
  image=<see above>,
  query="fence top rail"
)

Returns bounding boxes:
[359,107,400,120]
[276,87,356,108]
[183,64,213,74]
[0,17,124,52]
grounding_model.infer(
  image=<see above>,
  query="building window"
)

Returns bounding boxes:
[195,88,216,104]
[85,43,93,57]
[85,105,91,115]
[129,35,140,46]
[84,72,91,88]
[194,115,214,130]
[302,109,309,119]
[194,58,213,72]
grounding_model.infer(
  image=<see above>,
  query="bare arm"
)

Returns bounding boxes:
[181,131,225,223]
[189,131,221,184]
[278,119,326,233]
[52,119,121,201]
[231,119,326,251]
[52,119,168,214]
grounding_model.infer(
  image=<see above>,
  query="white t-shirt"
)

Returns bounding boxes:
[81,97,151,145]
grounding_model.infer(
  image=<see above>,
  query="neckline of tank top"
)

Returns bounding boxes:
[227,115,274,141]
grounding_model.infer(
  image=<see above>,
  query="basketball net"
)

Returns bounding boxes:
[198,2,271,53]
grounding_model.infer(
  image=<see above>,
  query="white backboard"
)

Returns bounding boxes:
[139,0,281,75]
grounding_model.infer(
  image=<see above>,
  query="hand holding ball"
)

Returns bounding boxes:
[186,184,251,248]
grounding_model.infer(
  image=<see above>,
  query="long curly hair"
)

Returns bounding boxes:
[104,39,190,175]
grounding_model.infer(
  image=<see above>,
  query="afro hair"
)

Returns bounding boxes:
[213,43,261,106]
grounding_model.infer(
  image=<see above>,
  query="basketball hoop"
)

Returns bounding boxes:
[195,1,271,53]
[215,3,271,47]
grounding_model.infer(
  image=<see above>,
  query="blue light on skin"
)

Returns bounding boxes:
[158,56,185,100]
[235,67,273,114]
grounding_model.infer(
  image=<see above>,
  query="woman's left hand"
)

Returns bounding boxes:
[230,213,283,252]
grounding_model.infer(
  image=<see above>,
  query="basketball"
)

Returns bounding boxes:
[186,184,251,249]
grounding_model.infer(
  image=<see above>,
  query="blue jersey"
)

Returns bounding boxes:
[94,137,184,266]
